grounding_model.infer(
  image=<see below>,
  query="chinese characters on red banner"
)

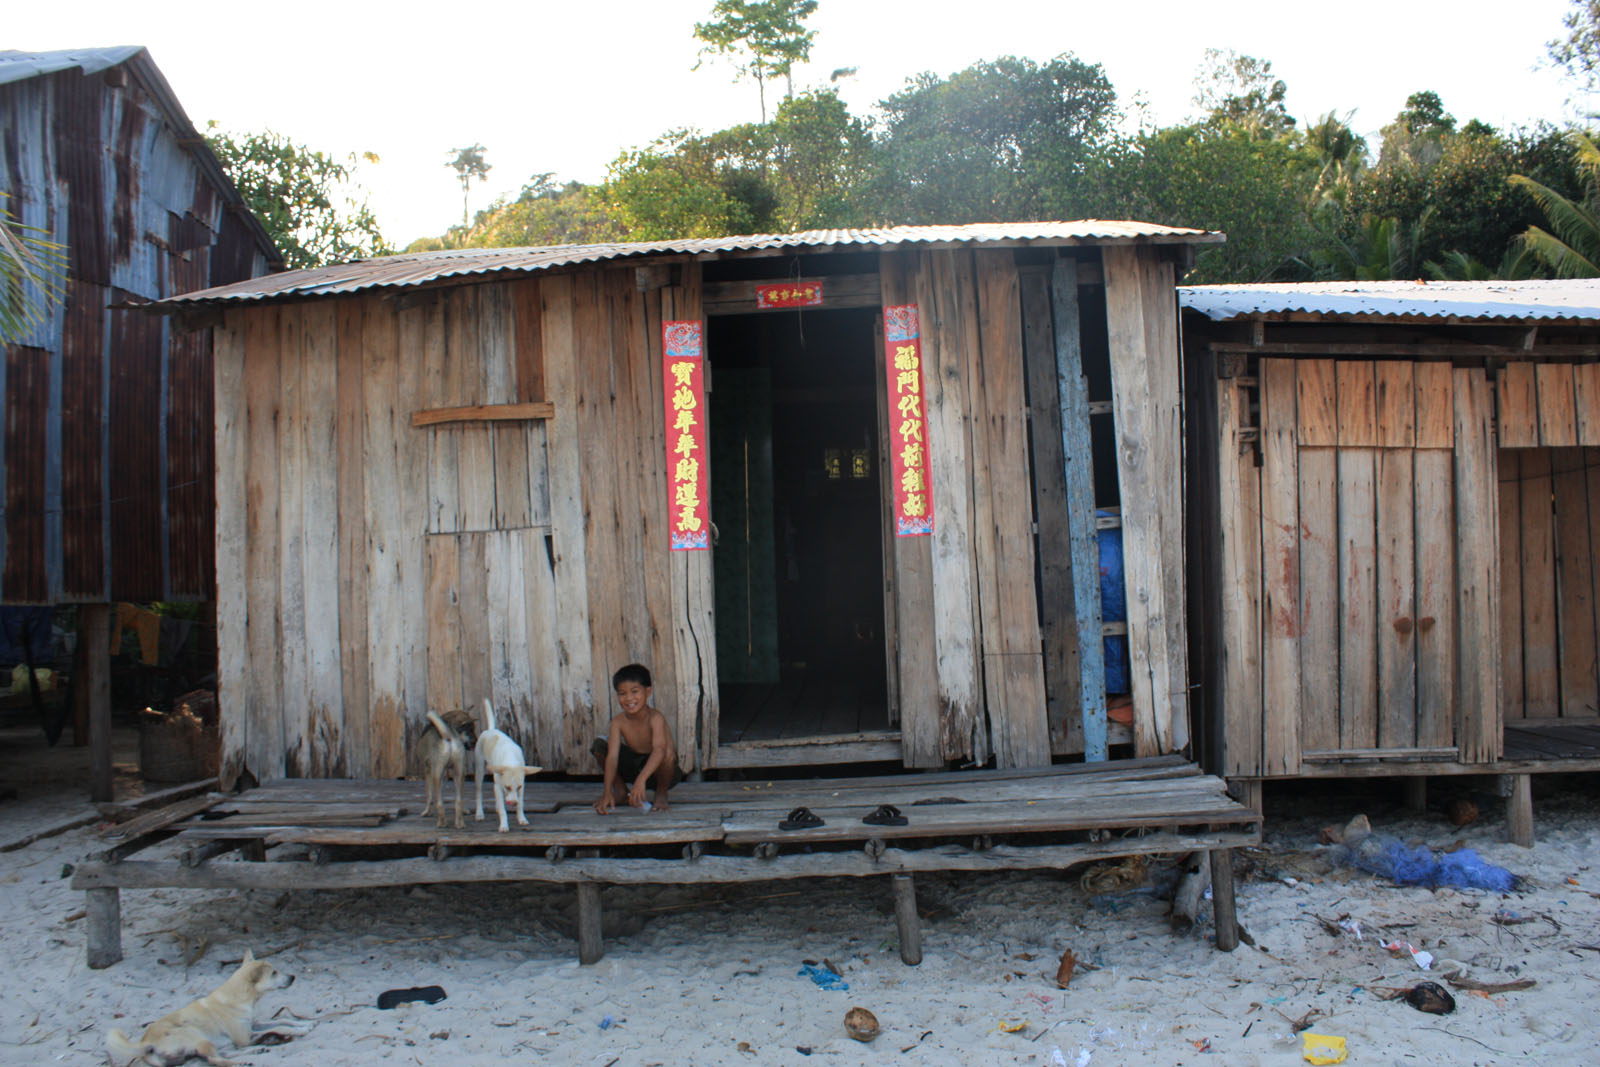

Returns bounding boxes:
[755,282,823,309]
[884,304,934,536]
[663,321,710,550]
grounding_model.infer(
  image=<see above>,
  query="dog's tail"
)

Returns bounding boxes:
[106,1028,152,1066]
[480,697,497,735]
[425,710,453,740]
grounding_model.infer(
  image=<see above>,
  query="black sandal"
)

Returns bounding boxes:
[779,806,824,831]
[863,804,908,826]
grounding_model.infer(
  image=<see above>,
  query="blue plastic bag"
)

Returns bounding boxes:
[1333,834,1517,892]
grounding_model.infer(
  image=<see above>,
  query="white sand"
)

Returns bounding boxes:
[3,735,1598,1065]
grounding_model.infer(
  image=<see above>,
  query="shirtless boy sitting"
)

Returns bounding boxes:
[592,663,681,814]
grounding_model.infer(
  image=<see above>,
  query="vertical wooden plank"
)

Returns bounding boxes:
[242,307,283,781]
[1536,363,1578,448]
[521,525,564,767]
[1051,257,1105,761]
[1498,363,1538,448]
[362,296,407,777]
[1455,369,1502,761]
[576,271,627,729]
[1519,449,1559,717]
[606,274,662,680]
[629,282,679,737]
[917,250,982,764]
[1258,359,1300,775]
[973,249,1049,768]
[214,316,249,789]
[1498,449,1525,722]
[1216,377,1262,776]
[484,284,531,528]
[486,528,535,748]
[513,277,547,403]
[1413,362,1454,449]
[424,534,462,716]
[1553,448,1598,717]
[425,294,458,534]
[396,301,432,767]
[1337,446,1378,749]
[1102,246,1186,755]
[299,303,344,776]
[1337,362,1377,447]
[663,266,719,772]
[1375,361,1414,448]
[1590,446,1600,712]
[541,272,596,772]
[1414,447,1456,748]
[1296,360,1337,447]
[1020,267,1082,755]
[1376,447,1417,748]
[335,299,371,776]
[457,531,492,713]
[874,291,902,729]
[1574,364,1600,446]
[882,251,941,767]
[276,307,308,777]
[453,288,497,532]
[1298,444,1339,753]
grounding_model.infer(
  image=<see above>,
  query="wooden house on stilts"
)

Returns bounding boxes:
[1182,279,1600,844]
[154,222,1223,785]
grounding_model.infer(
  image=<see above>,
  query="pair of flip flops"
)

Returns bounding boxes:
[775,804,910,830]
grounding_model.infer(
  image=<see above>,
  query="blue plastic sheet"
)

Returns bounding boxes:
[1098,515,1129,695]
[1333,834,1517,891]
[797,964,848,991]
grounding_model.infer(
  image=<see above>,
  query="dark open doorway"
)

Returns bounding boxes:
[708,307,890,744]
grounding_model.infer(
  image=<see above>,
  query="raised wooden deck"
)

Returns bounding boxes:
[72,755,1260,968]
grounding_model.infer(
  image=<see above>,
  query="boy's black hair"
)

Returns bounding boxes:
[613,663,652,689]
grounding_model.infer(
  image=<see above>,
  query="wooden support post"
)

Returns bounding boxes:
[1404,777,1427,814]
[241,839,267,862]
[892,874,922,965]
[81,604,113,803]
[1226,779,1263,817]
[577,882,603,964]
[1506,774,1534,847]
[86,887,122,969]
[1209,849,1239,952]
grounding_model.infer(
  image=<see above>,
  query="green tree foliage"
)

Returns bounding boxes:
[694,0,818,122]
[872,55,1118,224]
[206,125,389,269]
[1549,0,1600,96]
[767,89,874,228]
[1511,129,1600,276]
[0,192,68,344]
[604,128,779,239]
[448,144,492,231]
[1193,49,1296,138]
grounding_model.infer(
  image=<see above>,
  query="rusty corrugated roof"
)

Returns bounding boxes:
[1180,279,1600,323]
[152,220,1223,307]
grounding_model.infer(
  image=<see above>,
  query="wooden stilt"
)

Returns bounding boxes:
[242,839,267,862]
[81,605,113,804]
[1226,779,1263,817]
[1506,774,1534,847]
[1404,777,1427,814]
[892,873,922,965]
[86,887,122,969]
[577,881,603,964]
[1208,849,1239,952]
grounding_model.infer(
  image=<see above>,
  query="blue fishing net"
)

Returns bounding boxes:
[1334,834,1517,892]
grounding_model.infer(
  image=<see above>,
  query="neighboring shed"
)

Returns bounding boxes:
[1181,279,1600,841]
[1,47,280,792]
[154,221,1221,787]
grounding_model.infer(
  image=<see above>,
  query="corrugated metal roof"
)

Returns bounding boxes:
[0,46,144,86]
[1179,279,1600,323]
[152,220,1223,307]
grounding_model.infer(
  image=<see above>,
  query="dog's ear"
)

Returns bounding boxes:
[485,764,513,775]
[242,949,255,963]
[523,765,542,774]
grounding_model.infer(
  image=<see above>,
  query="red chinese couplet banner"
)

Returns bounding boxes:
[663,321,710,550]
[755,281,823,309]
[884,304,934,536]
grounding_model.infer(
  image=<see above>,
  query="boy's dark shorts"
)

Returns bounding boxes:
[592,737,683,787]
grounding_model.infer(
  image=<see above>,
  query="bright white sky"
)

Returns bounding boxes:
[13,0,1583,248]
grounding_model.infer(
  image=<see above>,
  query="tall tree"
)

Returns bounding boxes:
[206,125,389,269]
[872,54,1118,224]
[1549,0,1600,97]
[694,0,818,122]
[448,144,492,232]
[1192,49,1296,138]
[603,128,779,239]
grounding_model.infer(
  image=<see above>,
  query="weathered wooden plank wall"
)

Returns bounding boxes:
[216,269,719,786]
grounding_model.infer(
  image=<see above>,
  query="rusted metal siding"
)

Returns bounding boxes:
[0,49,276,604]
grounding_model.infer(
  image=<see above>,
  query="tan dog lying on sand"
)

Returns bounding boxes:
[106,950,296,1066]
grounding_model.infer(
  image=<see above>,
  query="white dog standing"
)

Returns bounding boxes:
[474,698,541,832]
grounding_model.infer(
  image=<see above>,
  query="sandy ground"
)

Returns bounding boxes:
[2,726,1598,1066]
